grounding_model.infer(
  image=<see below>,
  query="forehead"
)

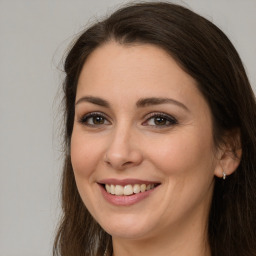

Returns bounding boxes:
[76,41,205,110]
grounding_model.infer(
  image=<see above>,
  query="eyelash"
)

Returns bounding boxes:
[78,112,178,128]
[78,112,110,127]
[142,112,178,128]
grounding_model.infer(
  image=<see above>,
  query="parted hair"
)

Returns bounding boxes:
[53,2,256,256]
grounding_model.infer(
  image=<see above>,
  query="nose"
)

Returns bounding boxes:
[104,126,143,170]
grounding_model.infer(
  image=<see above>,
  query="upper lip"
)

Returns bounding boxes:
[98,178,161,186]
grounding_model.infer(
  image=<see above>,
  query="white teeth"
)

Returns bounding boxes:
[106,184,111,193]
[124,185,133,195]
[110,184,115,194]
[104,183,157,196]
[133,184,141,194]
[140,184,146,192]
[115,185,124,196]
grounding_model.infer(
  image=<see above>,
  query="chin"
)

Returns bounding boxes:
[97,212,158,240]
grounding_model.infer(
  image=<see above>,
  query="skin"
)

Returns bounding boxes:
[71,42,240,256]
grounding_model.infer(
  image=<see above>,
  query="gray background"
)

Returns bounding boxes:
[0,0,255,255]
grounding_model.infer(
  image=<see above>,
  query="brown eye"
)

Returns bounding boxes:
[143,113,177,128]
[154,116,168,125]
[92,116,105,124]
[79,112,110,126]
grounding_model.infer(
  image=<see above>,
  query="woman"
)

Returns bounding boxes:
[53,2,256,256]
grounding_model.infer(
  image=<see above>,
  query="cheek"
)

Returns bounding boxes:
[149,130,215,175]
[145,130,216,223]
[70,131,103,181]
[70,131,106,216]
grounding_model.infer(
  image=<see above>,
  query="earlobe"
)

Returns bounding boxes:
[214,129,242,179]
[214,148,242,179]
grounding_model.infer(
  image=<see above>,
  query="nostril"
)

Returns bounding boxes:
[123,161,133,166]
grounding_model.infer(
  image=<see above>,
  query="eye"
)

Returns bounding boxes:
[79,112,111,126]
[143,112,177,127]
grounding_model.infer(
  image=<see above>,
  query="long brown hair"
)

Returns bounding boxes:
[53,2,256,256]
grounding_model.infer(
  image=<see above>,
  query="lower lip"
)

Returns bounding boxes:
[99,185,158,206]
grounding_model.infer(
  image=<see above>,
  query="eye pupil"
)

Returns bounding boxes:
[154,117,166,125]
[93,116,104,124]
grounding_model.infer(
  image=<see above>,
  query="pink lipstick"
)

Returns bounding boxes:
[98,179,160,206]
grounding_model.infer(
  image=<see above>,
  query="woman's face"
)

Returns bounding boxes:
[71,42,220,240]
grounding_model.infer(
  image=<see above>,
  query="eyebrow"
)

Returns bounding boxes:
[75,96,189,111]
[136,97,189,111]
[75,96,110,107]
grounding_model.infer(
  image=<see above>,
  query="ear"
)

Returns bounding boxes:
[214,129,242,179]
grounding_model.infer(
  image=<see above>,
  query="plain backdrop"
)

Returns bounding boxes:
[0,0,255,255]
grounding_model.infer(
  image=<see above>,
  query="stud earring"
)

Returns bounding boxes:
[222,171,227,180]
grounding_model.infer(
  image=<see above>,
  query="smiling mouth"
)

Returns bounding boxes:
[103,183,159,196]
